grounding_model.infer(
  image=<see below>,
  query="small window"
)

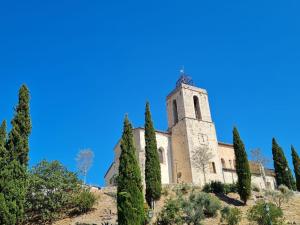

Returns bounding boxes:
[158,147,164,164]
[221,158,226,168]
[173,100,179,124]
[209,162,216,173]
[193,96,201,120]
[229,160,232,168]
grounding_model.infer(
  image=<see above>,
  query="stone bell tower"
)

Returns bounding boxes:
[167,72,223,185]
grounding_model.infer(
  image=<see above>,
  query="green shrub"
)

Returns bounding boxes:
[74,189,96,213]
[247,201,284,225]
[224,183,238,194]
[162,187,169,196]
[203,181,238,194]
[157,198,183,225]
[157,192,221,224]
[202,183,212,193]
[201,193,221,217]
[221,207,242,225]
[182,184,191,193]
[210,181,225,194]
[203,181,224,194]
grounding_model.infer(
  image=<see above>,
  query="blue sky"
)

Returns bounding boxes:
[1,1,300,186]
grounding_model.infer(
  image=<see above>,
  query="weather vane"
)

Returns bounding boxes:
[176,66,194,87]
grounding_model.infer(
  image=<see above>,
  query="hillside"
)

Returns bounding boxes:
[54,186,300,225]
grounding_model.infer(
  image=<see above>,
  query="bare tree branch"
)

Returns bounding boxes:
[76,149,94,184]
[191,145,214,184]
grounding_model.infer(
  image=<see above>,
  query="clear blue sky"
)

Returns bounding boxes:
[1,1,300,186]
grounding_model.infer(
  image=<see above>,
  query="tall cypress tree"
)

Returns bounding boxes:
[291,146,300,191]
[6,85,31,166]
[0,120,7,158]
[233,127,251,204]
[0,120,11,224]
[145,102,162,207]
[272,138,294,189]
[2,85,32,224]
[117,116,145,225]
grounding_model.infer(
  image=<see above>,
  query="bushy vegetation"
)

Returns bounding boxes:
[157,198,183,225]
[221,207,242,225]
[202,181,237,194]
[264,184,294,208]
[174,183,192,195]
[25,160,96,224]
[247,201,284,225]
[74,189,97,214]
[157,192,221,225]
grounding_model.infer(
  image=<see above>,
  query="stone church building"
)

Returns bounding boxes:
[105,76,276,190]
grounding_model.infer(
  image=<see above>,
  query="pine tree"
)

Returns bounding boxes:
[144,102,162,207]
[272,138,294,189]
[117,116,145,225]
[291,146,300,191]
[1,85,32,224]
[233,127,251,204]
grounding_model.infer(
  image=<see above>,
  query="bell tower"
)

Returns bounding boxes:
[167,72,223,184]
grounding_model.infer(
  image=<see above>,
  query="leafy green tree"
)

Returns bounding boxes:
[117,116,145,225]
[25,160,83,223]
[272,138,295,189]
[144,102,162,207]
[233,127,251,204]
[291,146,300,191]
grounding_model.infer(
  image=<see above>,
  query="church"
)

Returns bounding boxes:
[104,75,276,190]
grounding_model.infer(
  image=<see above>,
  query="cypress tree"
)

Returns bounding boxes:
[117,116,145,225]
[233,127,251,204]
[291,146,300,191]
[272,138,294,189]
[6,85,31,166]
[0,120,7,159]
[144,102,162,207]
[1,85,32,224]
[0,120,10,224]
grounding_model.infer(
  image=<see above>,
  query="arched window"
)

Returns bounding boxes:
[229,160,232,168]
[158,147,164,164]
[173,100,179,124]
[221,158,226,168]
[209,162,216,173]
[193,96,201,120]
